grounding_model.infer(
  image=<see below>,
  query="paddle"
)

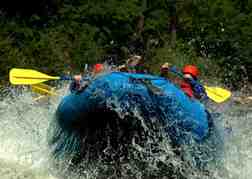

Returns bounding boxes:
[9,68,72,85]
[203,86,231,103]
[9,68,231,103]
[168,66,231,103]
[31,83,58,96]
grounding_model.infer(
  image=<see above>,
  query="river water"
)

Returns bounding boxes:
[0,85,251,179]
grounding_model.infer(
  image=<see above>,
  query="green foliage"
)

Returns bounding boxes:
[147,40,221,83]
[181,0,252,88]
[0,0,62,17]
[0,0,251,88]
[0,16,104,81]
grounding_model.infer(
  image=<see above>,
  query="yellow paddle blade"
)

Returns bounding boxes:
[204,86,231,103]
[9,68,60,85]
[31,83,58,96]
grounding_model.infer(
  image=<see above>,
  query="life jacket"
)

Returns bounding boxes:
[180,81,195,98]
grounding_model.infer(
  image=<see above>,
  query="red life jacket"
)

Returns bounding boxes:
[180,81,195,98]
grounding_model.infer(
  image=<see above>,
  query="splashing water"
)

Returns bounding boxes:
[0,86,66,179]
[0,84,251,179]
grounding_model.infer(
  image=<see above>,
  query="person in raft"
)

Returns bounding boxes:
[160,62,181,84]
[160,63,208,100]
[70,63,105,92]
[118,55,146,73]
[180,65,208,100]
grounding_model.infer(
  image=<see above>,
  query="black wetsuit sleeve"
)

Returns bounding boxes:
[188,79,208,100]
[69,81,77,93]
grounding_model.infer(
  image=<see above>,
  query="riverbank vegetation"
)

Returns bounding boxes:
[0,0,251,89]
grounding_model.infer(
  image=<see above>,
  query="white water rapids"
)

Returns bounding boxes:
[0,85,251,179]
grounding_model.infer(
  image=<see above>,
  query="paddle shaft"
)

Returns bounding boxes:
[13,76,59,80]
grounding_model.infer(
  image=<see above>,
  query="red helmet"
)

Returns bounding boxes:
[93,63,104,73]
[182,65,199,78]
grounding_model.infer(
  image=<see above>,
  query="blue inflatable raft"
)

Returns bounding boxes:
[55,72,210,144]
[47,70,228,179]
[49,71,226,173]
